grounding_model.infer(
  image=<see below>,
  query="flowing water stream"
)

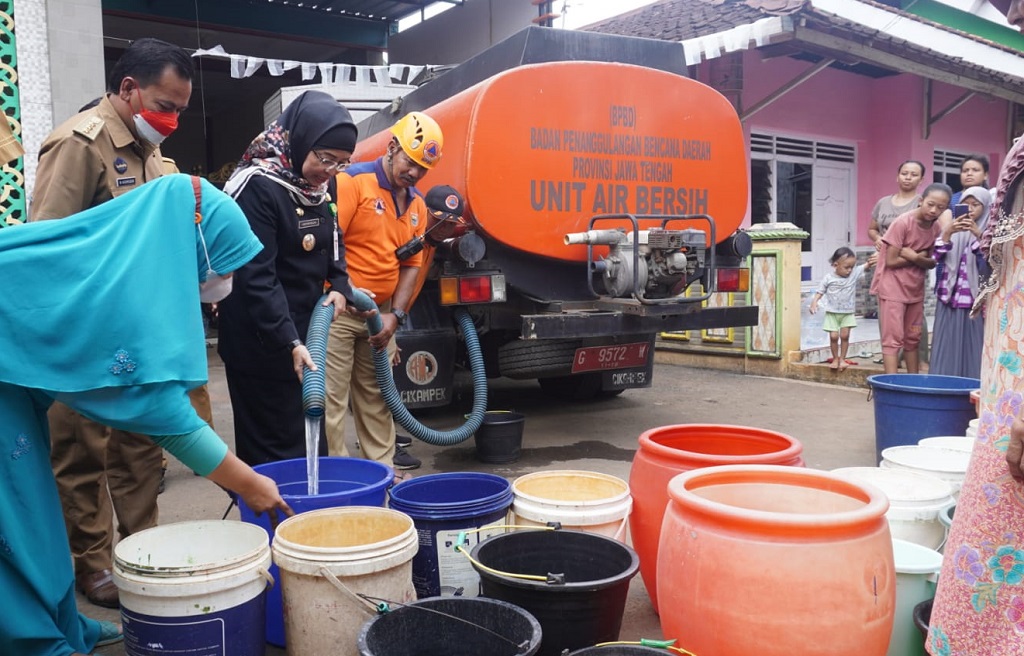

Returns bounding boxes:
[305,415,321,495]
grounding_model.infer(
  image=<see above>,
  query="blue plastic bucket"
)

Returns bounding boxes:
[388,472,514,598]
[866,374,979,464]
[237,457,393,647]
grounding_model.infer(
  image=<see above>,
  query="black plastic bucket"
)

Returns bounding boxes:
[913,598,932,640]
[357,596,542,656]
[470,530,640,656]
[474,411,525,464]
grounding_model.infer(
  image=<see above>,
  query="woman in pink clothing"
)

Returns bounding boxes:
[869,183,951,374]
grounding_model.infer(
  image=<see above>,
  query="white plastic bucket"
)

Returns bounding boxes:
[888,539,943,656]
[509,470,632,542]
[272,506,418,656]
[113,520,272,656]
[831,467,954,550]
[917,435,974,453]
[937,501,957,552]
[880,445,971,499]
[966,418,979,439]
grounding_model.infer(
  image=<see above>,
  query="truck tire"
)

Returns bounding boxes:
[497,339,580,379]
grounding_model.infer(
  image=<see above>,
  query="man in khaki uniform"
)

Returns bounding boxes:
[30,38,194,609]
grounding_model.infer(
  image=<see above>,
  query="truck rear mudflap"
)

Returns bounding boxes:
[521,303,758,340]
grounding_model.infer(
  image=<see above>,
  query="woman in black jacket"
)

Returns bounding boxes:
[218,90,358,466]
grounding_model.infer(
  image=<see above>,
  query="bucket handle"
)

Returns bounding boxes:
[867,387,873,402]
[612,514,629,542]
[258,567,275,591]
[454,543,565,585]
[318,566,380,616]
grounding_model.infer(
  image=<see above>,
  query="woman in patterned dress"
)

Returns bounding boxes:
[926,14,1024,644]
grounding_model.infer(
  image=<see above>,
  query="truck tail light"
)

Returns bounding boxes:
[716,267,749,293]
[460,276,491,302]
[440,274,507,305]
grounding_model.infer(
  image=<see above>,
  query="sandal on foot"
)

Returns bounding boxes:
[96,620,123,647]
[393,470,415,484]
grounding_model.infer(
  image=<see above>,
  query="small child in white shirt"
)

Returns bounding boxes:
[810,247,877,371]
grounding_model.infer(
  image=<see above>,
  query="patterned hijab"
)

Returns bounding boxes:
[941,186,991,301]
[974,137,1024,315]
[223,90,357,206]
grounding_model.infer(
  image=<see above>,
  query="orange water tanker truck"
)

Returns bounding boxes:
[352,27,757,405]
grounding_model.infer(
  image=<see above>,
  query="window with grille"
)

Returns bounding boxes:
[933,149,970,192]
[750,133,855,235]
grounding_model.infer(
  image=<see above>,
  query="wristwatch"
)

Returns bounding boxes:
[392,308,408,326]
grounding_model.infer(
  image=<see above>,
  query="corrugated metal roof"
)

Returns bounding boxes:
[584,0,766,40]
[582,0,1024,104]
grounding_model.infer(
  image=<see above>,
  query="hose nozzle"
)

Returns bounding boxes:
[564,229,627,246]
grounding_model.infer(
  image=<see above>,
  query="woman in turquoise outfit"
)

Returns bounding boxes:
[0,174,292,655]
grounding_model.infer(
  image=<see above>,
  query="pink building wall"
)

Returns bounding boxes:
[709,50,1010,248]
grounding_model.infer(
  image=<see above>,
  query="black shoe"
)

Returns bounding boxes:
[396,434,413,448]
[393,444,421,470]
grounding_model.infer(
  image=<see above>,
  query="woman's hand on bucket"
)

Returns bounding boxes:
[243,472,294,530]
[206,452,295,525]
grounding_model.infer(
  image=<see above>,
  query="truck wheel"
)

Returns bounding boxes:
[497,339,580,379]
[538,374,604,401]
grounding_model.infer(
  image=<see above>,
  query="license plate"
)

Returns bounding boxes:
[571,342,650,373]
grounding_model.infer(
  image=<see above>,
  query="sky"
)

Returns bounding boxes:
[397,0,660,32]
[557,0,661,29]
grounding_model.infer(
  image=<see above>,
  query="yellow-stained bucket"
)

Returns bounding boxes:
[509,470,631,542]
[272,507,418,656]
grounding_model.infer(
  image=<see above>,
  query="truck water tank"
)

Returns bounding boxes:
[353,61,748,262]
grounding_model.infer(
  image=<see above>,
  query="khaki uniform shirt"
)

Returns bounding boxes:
[30,95,164,221]
[0,114,23,165]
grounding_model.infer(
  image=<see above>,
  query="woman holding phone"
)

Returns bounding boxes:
[929,186,991,377]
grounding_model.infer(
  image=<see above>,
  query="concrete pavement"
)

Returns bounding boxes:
[91,348,878,655]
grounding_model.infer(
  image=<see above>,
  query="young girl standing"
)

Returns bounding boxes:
[870,183,952,374]
[929,186,991,378]
[810,247,877,371]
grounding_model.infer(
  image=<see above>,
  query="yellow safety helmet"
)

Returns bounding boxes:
[390,111,443,169]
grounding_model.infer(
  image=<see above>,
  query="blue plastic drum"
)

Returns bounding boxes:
[867,374,979,463]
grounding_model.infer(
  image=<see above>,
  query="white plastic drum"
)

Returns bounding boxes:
[889,539,943,656]
[880,445,971,499]
[917,436,974,454]
[832,467,954,550]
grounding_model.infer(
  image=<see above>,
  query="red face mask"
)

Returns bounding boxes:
[132,88,178,146]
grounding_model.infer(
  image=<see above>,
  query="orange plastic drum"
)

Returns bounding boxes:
[629,424,803,612]
[658,465,894,656]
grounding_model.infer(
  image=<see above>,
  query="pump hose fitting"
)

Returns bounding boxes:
[301,292,487,446]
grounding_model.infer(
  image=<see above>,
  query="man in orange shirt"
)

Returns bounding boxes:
[324,112,443,472]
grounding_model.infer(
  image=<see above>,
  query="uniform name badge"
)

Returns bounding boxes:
[333,227,340,261]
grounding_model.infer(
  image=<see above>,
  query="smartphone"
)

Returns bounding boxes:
[953,203,970,219]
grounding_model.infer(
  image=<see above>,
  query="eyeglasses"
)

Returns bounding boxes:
[313,150,348,173]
